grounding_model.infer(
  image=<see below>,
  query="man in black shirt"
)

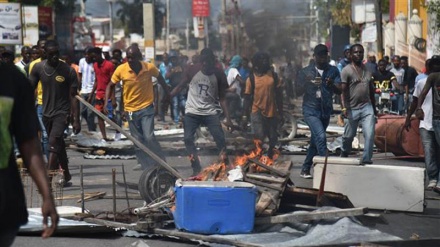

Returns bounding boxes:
[0,62,58,245]
[372,59,398,112]
[29,40,80,185]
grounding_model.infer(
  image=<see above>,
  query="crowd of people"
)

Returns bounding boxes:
[1,38,440,244]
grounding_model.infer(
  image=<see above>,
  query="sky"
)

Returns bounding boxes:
[85,0,311,28]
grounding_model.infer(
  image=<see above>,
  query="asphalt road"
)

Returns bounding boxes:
[12,128,440,247]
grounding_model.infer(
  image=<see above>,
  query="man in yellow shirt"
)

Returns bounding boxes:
[105,45,169,171]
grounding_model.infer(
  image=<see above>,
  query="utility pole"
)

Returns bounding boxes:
[143,0,155,62]
[166,0,170,52]
[374,0,383,59]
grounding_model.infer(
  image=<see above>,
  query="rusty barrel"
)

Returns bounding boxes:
[374,114,424,157]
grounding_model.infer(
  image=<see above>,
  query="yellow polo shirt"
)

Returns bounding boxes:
[111,61,159,112]
[28,58,43,105]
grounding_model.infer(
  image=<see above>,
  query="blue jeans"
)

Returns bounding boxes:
[172,94,186,123]
[36,104,49,159]
[302,114,330,172]
[127,105,166,170]
[419,128,440,186]
[80,93,96,131]
[184,113,226,172]
[342,103,375,163]
[391,93,405,115]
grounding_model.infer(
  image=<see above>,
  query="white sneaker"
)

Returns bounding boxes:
[114,133,121,141]
[427,180,438,189]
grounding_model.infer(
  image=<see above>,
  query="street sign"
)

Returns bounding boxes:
[192,0,210,17]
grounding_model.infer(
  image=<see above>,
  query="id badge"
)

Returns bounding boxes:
[316,89,321,98]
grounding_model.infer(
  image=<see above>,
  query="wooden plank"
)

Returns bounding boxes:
[255,192,274,215]
[244,177,283,192]
[249,158,289,177]
[245,173,286,184]
[255,207,369,225]
[272,160,293,175]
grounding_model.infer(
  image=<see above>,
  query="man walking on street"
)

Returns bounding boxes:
[29,40,80,186]
[88,47,115,142]
[105,45,168,171]
[390,55,407,115]
[0,59,58,246]
[405,57,440,190]
[242,51,283,159]
[415,55,440,193]
[171,48,233,175]
[78,47,96,132]
[340,44,377,164]
[296,44,341,178]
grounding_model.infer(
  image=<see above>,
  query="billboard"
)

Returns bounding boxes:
[192,0,210,17]
[22,6,38,46]
[38,6,53,40]
[0,3,22,45]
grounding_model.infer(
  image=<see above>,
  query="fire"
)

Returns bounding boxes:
[189,139,280,181]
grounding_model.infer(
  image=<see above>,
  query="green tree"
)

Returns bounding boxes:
[115,0,165,37]
[11,0,76,11]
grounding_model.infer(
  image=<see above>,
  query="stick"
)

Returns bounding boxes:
[80,165,84,213]
[75,95,183,179]
[248,158,289,177]
[112,168,116,221]
[77,192,107,203]
[316,149,329,206]
[255,207,369,225]
[121,164,130,209]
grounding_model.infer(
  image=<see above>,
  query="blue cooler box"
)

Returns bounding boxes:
[173,181,257,234]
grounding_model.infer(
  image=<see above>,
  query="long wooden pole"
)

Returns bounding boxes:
[75,95,184,179]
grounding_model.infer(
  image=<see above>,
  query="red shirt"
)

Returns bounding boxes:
[94,59,115,98]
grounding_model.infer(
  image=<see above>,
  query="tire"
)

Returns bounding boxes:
[138,166,176,203]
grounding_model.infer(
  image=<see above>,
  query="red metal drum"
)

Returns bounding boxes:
[374,115,424,157]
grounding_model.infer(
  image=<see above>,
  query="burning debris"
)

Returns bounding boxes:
[190,139,282,182]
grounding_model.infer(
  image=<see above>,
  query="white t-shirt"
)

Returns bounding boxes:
[227,67,241,95]
[413,77,432,131]
[78,57,95,94]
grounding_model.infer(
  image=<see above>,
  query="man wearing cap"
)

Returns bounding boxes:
[340,44,377,164]
[296,44,341,178]
[337,45,351,73]
[365,52,378,74]
[416,55,440,193]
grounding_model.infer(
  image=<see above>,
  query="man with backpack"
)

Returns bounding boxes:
[242,51,284,159]
[296,44,341,179]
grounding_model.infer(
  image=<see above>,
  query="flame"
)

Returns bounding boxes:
[189,139,280,180]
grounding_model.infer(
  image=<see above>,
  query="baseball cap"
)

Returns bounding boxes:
[344,44,351,51]
[314,44,328,55]
[431,55,440,64]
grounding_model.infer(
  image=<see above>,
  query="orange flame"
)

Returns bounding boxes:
[189,139,280,180]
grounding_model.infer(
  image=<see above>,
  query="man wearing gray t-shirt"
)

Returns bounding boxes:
[340,44,377,164]
[171,48,232,176]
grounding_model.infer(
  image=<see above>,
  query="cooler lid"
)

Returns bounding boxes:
[175,180,256,188]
